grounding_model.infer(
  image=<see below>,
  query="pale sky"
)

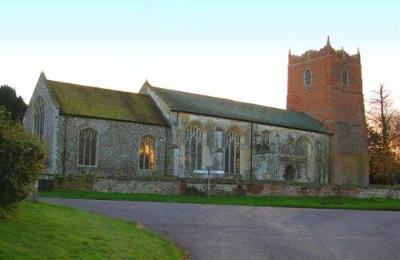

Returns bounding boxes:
[1,0,399,109]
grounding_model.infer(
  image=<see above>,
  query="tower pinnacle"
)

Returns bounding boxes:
[326,36,331,48]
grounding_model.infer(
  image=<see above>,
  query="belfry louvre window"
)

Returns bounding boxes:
[185,122,203,171]
[342,70,349,86]
[34,97,44,139]
[78,128,97,166]
[304,69,312,88]
[139,135,156,170]
[225,128,240,174]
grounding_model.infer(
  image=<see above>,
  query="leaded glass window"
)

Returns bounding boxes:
[225,128,240,174]
[34,97,44,139]
[185,122,203,171]
[78,128,97,166]
[139,135,156,170]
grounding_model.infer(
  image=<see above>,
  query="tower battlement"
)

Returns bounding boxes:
[289,37,360,65]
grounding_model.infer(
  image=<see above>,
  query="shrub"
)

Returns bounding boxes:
[0,107,46,217]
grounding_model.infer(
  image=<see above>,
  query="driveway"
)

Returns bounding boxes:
[42,198,400,260]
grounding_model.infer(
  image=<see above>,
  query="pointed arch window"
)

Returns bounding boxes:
[262,131,269,146]
[225,128,240,174]
[256,130,270,153]
[304,69,312,88]
[342,70,349,86]
[139,135,156,170]
[34,97,44,139]
[78,128,97,166]
[185,122,203,171]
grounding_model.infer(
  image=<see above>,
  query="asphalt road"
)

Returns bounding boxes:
[42,198,400,260]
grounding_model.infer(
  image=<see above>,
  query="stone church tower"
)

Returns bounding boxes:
[287,37,369,185]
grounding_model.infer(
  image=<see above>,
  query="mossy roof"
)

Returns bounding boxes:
[148,84,330,134]
[46,80,168,126]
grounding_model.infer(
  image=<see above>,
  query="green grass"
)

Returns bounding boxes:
[40,191,400,211]
[0,202,182,260]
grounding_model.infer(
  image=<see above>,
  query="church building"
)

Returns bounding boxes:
[23,40,369,186]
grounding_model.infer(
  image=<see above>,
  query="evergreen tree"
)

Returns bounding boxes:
[0,85,27,122]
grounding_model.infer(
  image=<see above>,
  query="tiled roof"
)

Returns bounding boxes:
[148,84,329,134]
[46,80,168,126]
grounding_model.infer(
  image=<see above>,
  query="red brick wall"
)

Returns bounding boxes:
[287,44,369,185]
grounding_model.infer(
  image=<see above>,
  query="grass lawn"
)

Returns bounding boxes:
[40,191,400,211]
[0,202,182,260]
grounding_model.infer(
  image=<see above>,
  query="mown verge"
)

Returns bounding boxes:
[0,202,182,259]
[40,191,400,211]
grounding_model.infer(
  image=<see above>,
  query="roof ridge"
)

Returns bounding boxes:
[149,85,329,134]
[45,79,168,126]
[47,79,141,96]
[150,85,301,115]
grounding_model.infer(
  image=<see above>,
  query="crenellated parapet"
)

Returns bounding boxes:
[289,36,360,65]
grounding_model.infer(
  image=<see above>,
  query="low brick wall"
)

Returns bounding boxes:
[93,179,180,195]
[181,183,246,195]
[337,186,400,199]
[250,184,400,199]
[53,175,400,199]
[54,175,95,191]
[246,183,335,197]
[180,182,400,199]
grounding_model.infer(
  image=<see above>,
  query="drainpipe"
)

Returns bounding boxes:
[164,126,168,177]
[250,123,253,180]
[62,115,67,176]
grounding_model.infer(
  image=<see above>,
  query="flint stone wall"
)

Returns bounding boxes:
[93,179,180,194]
[23,74,61,174]
[61,116,167,177]
[54,176,400,199]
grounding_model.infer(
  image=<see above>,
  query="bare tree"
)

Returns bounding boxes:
[367,84,400,184]
[368,84,397,144]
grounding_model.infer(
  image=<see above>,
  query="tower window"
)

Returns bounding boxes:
[342,70,349,86]
[304,69,312,88]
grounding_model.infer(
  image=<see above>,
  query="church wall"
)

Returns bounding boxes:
[23,74,61,175]
[251,124,330,184]
[176,112,252,179]
[61,116,167,177]
[171,112,330,183]
[140,84,177,176]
